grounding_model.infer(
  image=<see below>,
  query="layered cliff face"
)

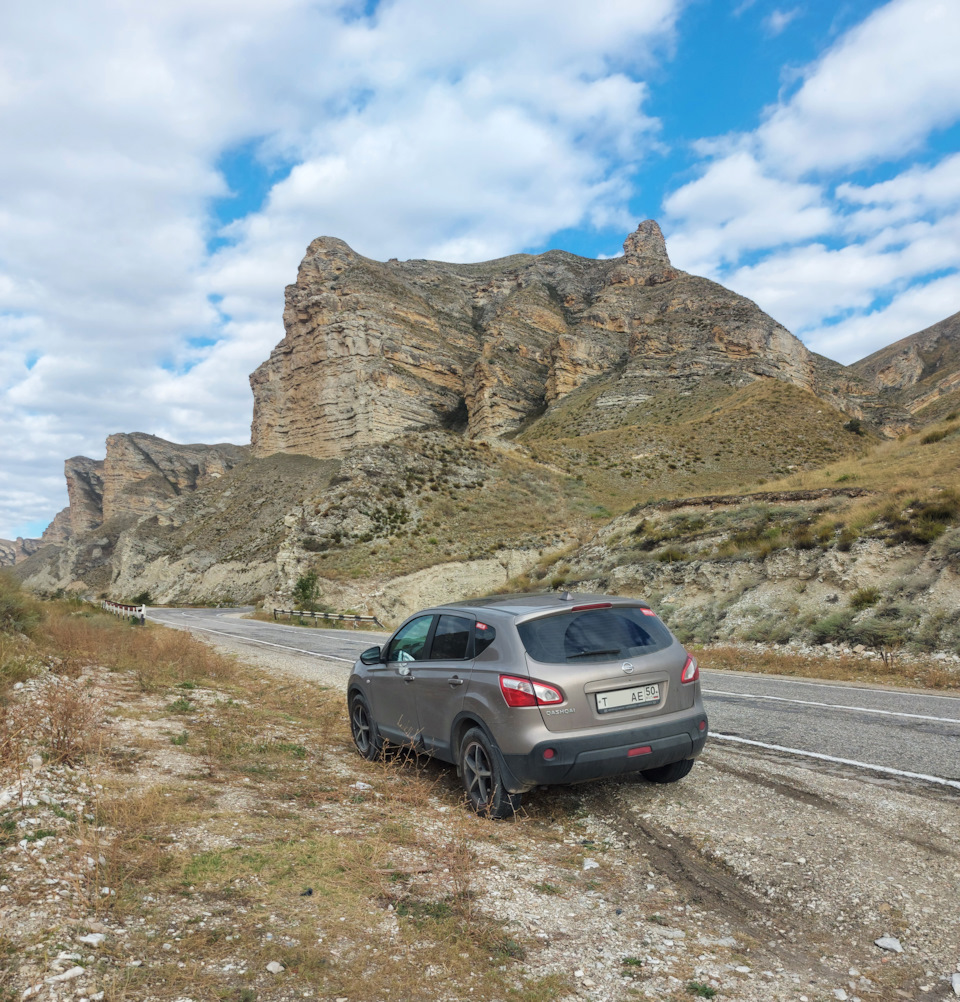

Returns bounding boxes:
[250,221,896,459]
[0,537,42,568]
[43,433,250,546]
[851,310,960,419]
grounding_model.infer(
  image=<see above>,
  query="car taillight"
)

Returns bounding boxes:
[499,675,564,707]
[681,654,699,683]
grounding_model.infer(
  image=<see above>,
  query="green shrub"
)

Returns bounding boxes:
[743,616,794,644]
[843,417,864,435]
[656,546,688,563]
[0,572,42,635]
[809,610,854,645]
[920,428,950,444]
[293,571,320,612]
[849,587,880,611]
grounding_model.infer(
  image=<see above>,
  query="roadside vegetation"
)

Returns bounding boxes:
[0,578,610,1002]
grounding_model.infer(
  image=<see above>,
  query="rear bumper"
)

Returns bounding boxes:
[499,710,709,792]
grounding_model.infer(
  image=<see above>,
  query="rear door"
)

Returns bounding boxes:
[413,613,475,761]
[516,605,684,734]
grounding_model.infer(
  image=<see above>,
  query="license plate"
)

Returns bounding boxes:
[595,683,660,713]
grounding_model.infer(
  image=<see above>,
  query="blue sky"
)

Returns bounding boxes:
[2,0,959,539]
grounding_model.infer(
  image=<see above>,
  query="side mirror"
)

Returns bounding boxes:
[359,645,382,665]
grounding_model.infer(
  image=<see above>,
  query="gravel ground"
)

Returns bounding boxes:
[192,632,960,1002]
[3,633,958,1002]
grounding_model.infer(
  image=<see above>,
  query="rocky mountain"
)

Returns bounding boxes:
[0,537,42,568]
[851,309,960,421]
[15,222,960,650]
[250,221,904,459]
[39,433,249,548]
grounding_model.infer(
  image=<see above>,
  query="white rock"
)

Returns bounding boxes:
[77,934,105,947]
[27,754,43,770]
[13,682,23,690]
[574,969,584,978]
[349,781,372,791]
[951,972,960,996]
[583,858,599,871]
[582,978,596,988]
[266,961,284,974]
[874,936,903,953]
[735,965,751,973]
[45,966,85,984]
[833,990,848,1001]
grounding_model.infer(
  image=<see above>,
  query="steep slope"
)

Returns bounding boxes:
[250,221,902,460]
[851,309,960,422]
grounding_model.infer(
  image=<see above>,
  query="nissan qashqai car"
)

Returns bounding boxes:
[346,592,708,818]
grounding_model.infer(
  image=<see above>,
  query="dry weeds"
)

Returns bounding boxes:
[700,643,958,690]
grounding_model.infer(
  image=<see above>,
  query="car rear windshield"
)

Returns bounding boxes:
[517,607,673,664]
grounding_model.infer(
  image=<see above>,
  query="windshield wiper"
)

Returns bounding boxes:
[567,648,621,660]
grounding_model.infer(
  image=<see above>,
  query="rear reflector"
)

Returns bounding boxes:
[571,602,613,612]
[542,748,556,760]
[681,654,699,683]
[699,720,706,732]
[628,746,652,757]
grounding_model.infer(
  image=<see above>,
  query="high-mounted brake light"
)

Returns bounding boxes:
[640,608,657,617]
[681,654,699,684]
[571,603,613,612]
[476,622,489,630]
[499,675,564,707]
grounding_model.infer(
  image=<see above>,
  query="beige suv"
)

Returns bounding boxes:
[347,592,708,818]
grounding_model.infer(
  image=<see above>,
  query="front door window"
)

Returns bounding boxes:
[387,615,433,662]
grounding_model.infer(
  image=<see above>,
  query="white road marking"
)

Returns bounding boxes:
[704,688,960,725]
[703,671,960,702]
[149,618,354,664]
[711,733,960,791]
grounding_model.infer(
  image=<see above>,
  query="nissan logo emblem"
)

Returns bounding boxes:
[621,661,634,674]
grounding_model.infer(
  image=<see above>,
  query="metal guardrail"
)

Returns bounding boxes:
[273,608,384,629]
[102,600,146,625]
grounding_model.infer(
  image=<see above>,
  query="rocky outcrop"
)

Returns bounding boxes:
[0,537,42,568]
[250,221,900,459]
[852,309,960,416]
[64,457,105,536]
[43,434,249,546]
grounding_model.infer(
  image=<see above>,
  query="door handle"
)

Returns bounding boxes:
[448,676,465,687]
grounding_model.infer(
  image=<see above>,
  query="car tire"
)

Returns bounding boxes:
[458,727,522,820]
[349,692,383,761]
[642,758,695,784]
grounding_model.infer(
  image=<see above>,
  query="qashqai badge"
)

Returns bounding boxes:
[621,661,635,674]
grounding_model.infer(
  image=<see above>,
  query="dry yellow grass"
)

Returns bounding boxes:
[700,644,958,690]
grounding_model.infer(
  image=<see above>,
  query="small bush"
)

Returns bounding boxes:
[920,428,949,444]
[743,616,794,644]
[0,572,42,636]
[849,587,881,611]
[656,546,688,563]
[809,610,854,645]
[843,417,864,435]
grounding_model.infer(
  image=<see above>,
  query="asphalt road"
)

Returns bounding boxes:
[148,606,960,791]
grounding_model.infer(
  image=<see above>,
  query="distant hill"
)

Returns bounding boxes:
[851,309,960,423]
[0,537,41,568]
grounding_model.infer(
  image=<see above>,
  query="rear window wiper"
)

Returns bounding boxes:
[567,648,621,660]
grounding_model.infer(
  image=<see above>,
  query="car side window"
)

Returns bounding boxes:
[429,615,473,660]
[387,615,433,662]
